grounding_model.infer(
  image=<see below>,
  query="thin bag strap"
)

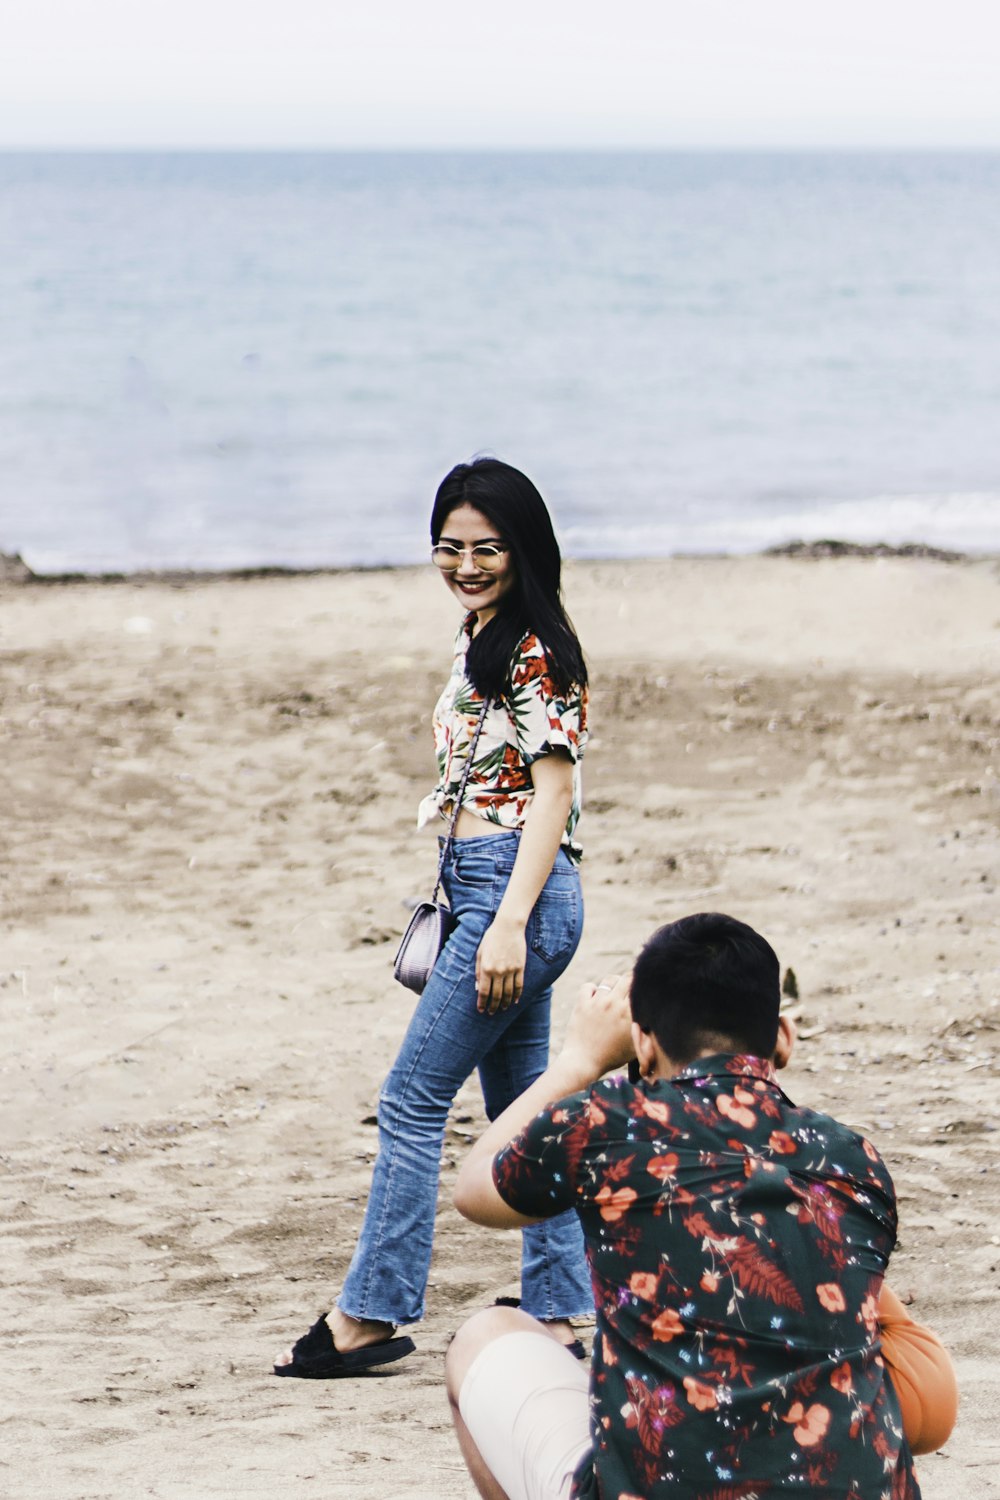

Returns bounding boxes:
[431,695,492,903]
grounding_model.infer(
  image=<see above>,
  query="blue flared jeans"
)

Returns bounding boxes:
[339,830,593,1326]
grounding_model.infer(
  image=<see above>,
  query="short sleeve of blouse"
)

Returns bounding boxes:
[505,634,587,767]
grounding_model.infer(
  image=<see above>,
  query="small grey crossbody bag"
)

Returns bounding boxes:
[393,696,492,995]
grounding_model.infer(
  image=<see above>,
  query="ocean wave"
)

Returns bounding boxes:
[562,493,1000,558]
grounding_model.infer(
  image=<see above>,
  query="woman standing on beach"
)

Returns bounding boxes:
[275,458,593,1377]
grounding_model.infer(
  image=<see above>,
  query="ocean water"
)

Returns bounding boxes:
[1,150,999,573]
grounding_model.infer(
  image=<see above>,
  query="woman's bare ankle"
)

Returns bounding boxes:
[328,1306,395,1350]
[539,1317,576,1347]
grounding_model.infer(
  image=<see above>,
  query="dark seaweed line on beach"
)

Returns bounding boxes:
[0,540,974,587]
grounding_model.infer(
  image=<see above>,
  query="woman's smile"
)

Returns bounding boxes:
[455,576,494,598]
[437,502,516,626]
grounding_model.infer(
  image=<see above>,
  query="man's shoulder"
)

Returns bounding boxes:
[548,1074,632,1124]
[777,1094,896,1187]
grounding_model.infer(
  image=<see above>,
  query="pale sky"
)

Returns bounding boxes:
[2,0,999,150]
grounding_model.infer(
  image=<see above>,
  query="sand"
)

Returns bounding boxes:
[1,555,998,1499]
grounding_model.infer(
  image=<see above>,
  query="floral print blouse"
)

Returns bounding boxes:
[493,1054,920,1500]
[417,616,588,861]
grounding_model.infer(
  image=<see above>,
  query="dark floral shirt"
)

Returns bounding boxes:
[493,1055,920,1500]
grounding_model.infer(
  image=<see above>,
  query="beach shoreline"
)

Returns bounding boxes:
[1,554,997,1497]
[0,537,987,589]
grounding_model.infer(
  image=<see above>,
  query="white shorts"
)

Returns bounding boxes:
[458,1331,592,1500]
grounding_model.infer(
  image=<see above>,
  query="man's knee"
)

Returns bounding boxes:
[446,1305,545,1403]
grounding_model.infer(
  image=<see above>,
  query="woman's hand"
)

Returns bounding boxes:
[475,915,527,1014]
[474,751,573,1016]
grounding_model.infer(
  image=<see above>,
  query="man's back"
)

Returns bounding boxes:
[495,1052,919,1498]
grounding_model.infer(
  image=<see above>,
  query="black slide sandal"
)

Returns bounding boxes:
[274,1314,415,1378]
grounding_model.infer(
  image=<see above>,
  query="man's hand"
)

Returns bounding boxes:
[559,972,636,1081]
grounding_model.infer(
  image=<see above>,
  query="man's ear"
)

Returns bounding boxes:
[631,1021,658,1080]
[773,1013,796,1070]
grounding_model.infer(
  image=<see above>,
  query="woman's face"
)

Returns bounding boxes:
[434,503,516,627]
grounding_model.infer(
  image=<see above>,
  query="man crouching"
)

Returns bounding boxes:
[447,912,955,1500]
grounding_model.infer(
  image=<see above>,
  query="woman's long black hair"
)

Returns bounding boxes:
[430,458,588,703]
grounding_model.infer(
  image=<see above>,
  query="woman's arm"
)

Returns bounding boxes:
[474,750,574,1014]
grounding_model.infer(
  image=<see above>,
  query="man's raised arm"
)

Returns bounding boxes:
[453,972,635,1229]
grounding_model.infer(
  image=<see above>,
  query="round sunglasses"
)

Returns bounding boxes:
[431,543,509,572]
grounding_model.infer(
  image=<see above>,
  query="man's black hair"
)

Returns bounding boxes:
[630,912,781,1065]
